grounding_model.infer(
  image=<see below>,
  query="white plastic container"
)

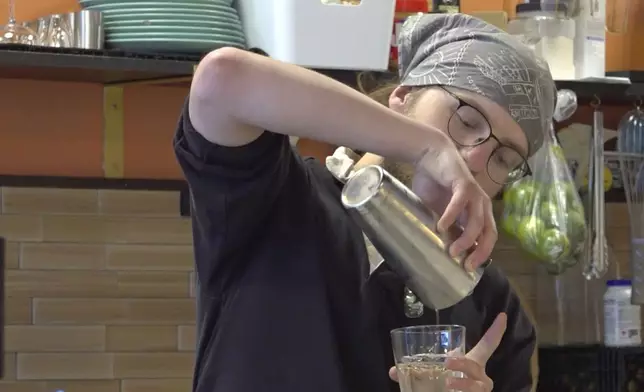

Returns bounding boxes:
[603,279,642,347]
[573,0,606,79]
[235,0,396,71]
[507,3,576,80]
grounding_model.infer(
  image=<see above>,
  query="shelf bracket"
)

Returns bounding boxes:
[103,86,125,178]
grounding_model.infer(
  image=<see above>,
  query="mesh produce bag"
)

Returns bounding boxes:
[501,122,588,274]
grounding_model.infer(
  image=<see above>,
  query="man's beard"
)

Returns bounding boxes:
[382,160,415,187]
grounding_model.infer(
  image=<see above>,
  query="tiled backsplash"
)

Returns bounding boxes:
[0,186,633,391]
[0,187,195,392]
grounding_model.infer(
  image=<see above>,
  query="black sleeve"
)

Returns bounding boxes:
[480,269,537,392]
[173,98,296,291]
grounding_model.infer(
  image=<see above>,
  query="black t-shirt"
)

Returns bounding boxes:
[174,100,537,392]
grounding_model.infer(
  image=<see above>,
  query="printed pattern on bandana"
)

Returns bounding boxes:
[397,13,555,157]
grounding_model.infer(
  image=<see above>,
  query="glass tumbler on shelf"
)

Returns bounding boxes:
[391,325,466,392]
[0,0,36,44]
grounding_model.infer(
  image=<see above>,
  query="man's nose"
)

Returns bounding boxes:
[460,142,495,174]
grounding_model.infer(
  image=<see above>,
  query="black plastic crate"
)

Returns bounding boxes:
[538,345,644,392]
[602,346,644,392]
[538,344,604,392]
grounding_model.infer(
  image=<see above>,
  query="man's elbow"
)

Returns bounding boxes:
[190,47,247,106]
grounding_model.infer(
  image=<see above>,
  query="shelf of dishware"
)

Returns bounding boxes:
[1,0,644,97]
[556,77,644,104]
[356,71,644,103]
[0,44,196,84]
[2,45,644,99]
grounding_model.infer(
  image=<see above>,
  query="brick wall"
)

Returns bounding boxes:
[0,187,634,391]
[0,187,195,392]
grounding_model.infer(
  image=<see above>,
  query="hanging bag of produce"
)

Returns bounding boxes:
[501,120,588,274]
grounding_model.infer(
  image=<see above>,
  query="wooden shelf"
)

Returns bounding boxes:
[0,45,642,104]
[0,44,196,84]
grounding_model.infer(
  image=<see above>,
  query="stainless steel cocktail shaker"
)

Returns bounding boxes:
[341,165,490,310]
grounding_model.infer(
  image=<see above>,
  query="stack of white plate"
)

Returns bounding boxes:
[78,0,246,54]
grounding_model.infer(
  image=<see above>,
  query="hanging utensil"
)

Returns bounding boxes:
[616,99,644,303]
[582,127,596,279]
[617,99,644,154]
[553,89,579,123]
[589,98,609,278]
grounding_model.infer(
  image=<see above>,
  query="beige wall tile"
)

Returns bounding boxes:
[107,326,177,352]
[17,353,114,380]
[608,226,630,251]
[113,353,195,378]
[612,250,630,277]
[189,271,196,298]
[34,298,196,325]
[43,216,192,244]
[495,230,523,251]
[99,190,180,217]
[2,188,98,215]
[44,380,120,392]
[106,244,193,271]
[41,215,108,243]
[0,215,42,242]
[0,381,46,392]
[5,270,117,297]
[117,272,191,298]
[5,296,32,324]
[33,298,125,325]
[21,243,106,270]
[4,326,106,352]
[606,202,629,228]
[105,217,192,245]
[491,249,540,275]
[125,299,196,325]
[4,353,17,380]
[121,378,192,392]
[5,241,20,269]
[177,325,196,352]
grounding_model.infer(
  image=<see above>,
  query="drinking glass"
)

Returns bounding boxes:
[391,325,466,392]
[0,0,37,44]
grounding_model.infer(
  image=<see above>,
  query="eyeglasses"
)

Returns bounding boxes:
[439,86,531,185]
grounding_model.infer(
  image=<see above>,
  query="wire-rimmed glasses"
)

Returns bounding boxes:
[441,86,531,185]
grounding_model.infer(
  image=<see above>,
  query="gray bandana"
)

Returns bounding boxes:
[398,13,556,156]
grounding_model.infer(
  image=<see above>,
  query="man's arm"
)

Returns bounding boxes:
[189,47,450,161]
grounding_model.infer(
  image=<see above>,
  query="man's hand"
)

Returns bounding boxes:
[412,144,497,271]
[389,313,507,391]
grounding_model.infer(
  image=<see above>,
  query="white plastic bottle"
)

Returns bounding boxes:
[603,279,642,347]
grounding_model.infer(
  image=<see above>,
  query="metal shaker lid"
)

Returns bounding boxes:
[341,166,385,208]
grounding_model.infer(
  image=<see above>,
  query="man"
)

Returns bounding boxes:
[175,13,553,392]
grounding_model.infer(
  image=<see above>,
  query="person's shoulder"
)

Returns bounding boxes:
[302,156,345,194]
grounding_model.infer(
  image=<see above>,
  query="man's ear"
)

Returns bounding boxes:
[388,85,414,113]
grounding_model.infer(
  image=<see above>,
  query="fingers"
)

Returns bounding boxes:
[388,367,398,382]
[445,357,493,392]
[438,183,496,271]
[464,202,497,269]
[449,196,484,265]
[467,313,508,366]
[437,185,468,233]
[446,357,486,381]
[446,376,490,392]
